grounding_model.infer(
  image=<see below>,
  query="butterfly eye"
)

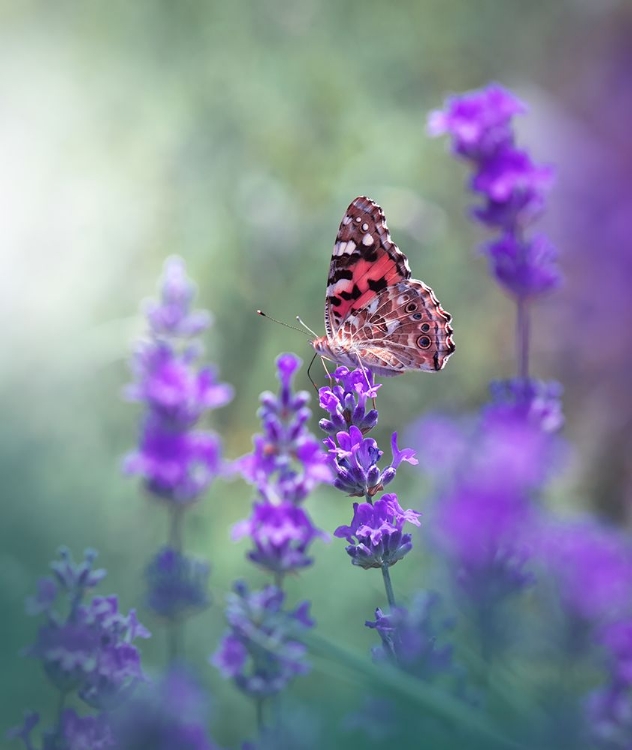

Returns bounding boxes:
[411,312,423,321]
[405,302,418,313]
[417,335,431,349]
[420,323,430,332]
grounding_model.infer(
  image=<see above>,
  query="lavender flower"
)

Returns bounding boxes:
[334,493,420,569]
[234,353,328,578]
[113,667,219,750]
[487,378,564,433]
[323,427,417,498]
[365,591,454,679]
[429,83,562,379]
[145,547,210,621]
[318,365,379,435]
[536,520,632,625]
[8,710,116,750]
[232,501,327,575]
[124,257,233,507]
[212,581,314,699]
[319,366,417,500]
[25,549,150,710]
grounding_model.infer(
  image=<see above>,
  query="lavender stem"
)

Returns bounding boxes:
[516,297,530,380]
[381,564,397,609]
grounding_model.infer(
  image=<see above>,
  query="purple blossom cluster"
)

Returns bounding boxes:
[123,258,233,656]
[233,353,329,579]
[428,83,562,302]
[413,385,563,614]
[214,355,325,707]
[366,591,454,680]
[212,581,314,699]
[113,667,219,750]
[319,367,420,575]
[9,548,150,750]
[124,257,233,506]
[145,547,210,622]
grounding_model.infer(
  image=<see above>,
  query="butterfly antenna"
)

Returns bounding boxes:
[296,316,318,338]
[257,310,311,337]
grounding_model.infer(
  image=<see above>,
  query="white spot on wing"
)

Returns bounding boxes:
[362,233,374,246]
[362,222,369,231]
[342,215,352,225]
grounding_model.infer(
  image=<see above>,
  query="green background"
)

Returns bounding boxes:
[1,1,630,747]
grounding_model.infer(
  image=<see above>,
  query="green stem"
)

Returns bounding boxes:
[167,506,185,663]
[516,297,530,380]
[169,506,184,552]
[256,697,265,733]
[53,690,67,741]
[381,564,396,609]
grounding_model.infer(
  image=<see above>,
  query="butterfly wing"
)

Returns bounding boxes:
[324,196,411,339]
[344,279,455,374]
[323,196,454,375]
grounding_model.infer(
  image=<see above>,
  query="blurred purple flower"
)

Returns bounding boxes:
[126,341,232,427]
[334,493,420,569]
[232,501,327,575]
[487,378,564,433]
[124,416,221,505]
[212,581,314,699]
[143,256,212,338]
[25,548,150,710]
[536,520,632,624]
[483,233,561,300]
[124,257,233,506]
[366,591,454,679]
[58,710,116,750]
[114,667,219,750]
[145,547,210,621]
[427,83,526,159]
[429,83,562,303]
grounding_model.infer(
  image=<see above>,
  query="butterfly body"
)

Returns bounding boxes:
[311,196,455,376]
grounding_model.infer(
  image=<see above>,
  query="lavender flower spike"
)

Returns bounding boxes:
[234,353,329,578]
[212,581,314,699]
[124,257,233,507]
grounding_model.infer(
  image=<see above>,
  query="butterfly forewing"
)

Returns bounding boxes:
[317,196,455,375]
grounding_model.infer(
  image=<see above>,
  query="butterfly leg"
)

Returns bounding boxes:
[319,356,334,388]
[305,352,320,392]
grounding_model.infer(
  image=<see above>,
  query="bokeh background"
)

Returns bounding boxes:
[2,0,632,746]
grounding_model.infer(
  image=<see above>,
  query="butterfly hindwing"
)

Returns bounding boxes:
[346,280,455,373]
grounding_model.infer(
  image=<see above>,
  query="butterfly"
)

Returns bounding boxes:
[311,196,455,376]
